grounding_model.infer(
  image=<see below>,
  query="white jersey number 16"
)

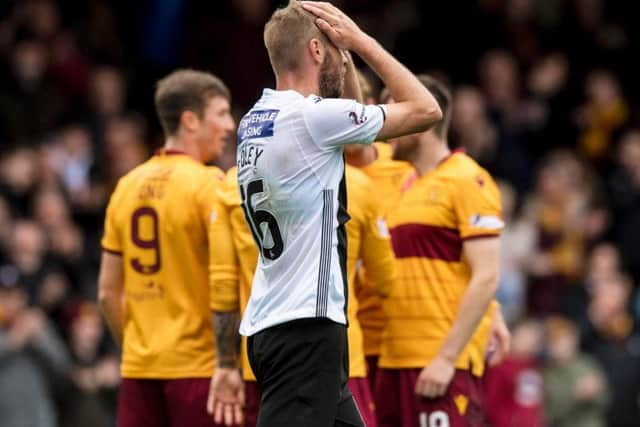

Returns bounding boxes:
[240,179,284,260]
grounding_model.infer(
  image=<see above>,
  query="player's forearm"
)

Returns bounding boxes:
[437,272,498,363]
[213,311,240,369]
[98,292,124,347]
[364,244,396,297]
[353,35,440,120]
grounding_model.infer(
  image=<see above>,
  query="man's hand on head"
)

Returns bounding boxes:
[301,1,368,52]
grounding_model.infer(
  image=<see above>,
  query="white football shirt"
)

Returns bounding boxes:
[237,89,386,336]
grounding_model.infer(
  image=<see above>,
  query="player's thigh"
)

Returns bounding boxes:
[335,384,365,427]
[163,378,223,427]
[348,377,377,427]
[117,378,168,427]
[416,370,485,427]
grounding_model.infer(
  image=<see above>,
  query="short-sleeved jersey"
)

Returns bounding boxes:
[237,89,386,336]
[380,151,503,377]
[101,151,236,378]
[356,142,413,356]
[344,165,396,377]
[221,165,394,379]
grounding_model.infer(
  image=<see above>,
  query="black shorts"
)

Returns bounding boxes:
[247,318,364,427]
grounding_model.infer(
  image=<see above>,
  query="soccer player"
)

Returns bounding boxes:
[237,1,442,425]
[346,139,412,390]
[341,164,396,427]
[375,75,507,427]
[220,163,395,427]
[98,69,244,427]
[216,167,261,426]
[344,70,412,391]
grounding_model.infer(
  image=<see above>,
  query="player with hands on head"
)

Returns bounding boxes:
[237,1,442,426]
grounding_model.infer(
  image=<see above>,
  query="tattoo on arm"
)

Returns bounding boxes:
[213,311,240,369]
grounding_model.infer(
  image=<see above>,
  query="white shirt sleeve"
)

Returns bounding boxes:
[302,98,386,149]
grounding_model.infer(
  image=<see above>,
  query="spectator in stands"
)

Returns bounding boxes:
[87,66,128,150]
[9,220,55,303]
[48,125,94,204]
[608,130,640,281]
[484,318,545,427]
[0,271,70,427]
[59,302,119,427]
[563,243,623,321]
[479,49,538,189]
[103,114,148,186]
[576,70,628,168]
[0,195,11,260]
[496,180,535,325]
[544,315,608,427]
[581,273,640,427]
[526,52,575,156]
[0,33,66,145]
[0,148,40,217]
[524,150,589,314]
[450,86,498,171]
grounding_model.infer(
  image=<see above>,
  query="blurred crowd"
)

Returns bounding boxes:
[1,0,640,426]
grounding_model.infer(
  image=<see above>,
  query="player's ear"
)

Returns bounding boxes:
[180,110,200,133]
[308,38,324,65]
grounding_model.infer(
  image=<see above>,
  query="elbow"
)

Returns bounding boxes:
[428,103,444,123]
[471,269,500,298]
[484,271,500,295]
[377,282,391,298]
[381,266,398,298]
[97,285,115,311]
[415,102,443,132]
[97,290,109,310]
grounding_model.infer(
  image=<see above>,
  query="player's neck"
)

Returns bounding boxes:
[164,137,203,163]
[344,144,377,167]
[275,72,320,98]
[412,137,450,176]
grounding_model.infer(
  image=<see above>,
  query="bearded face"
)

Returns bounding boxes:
[319,46,345,98]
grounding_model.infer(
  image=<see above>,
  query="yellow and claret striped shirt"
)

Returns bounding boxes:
[357,142,412,356]
[380,151,502,377]
[101,150,237,379]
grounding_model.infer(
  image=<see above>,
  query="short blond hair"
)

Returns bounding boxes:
[264,0,328,75]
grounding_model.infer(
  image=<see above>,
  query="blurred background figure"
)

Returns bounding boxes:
[58,302,118,427]
[523,150,590,315]
[484,319,545,427]
[576,69,628,168]
[561,242,621,322]
[608,130,640,282]
[450,86,499,173]
[544,316,608,427]
[0,270,70,427]
[496,180,535,325]
[580,273,640,427]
